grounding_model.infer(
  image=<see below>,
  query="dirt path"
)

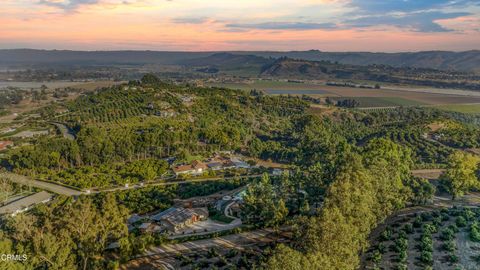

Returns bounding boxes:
[121,228,289,270]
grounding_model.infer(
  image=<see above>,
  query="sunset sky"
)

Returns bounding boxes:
[1,0,479,51]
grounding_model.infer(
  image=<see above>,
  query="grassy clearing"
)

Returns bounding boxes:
[433,104,480,114]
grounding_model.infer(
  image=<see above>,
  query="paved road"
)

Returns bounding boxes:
[1,172,264,196]
[51,122,75,140]
[91,174,265,194]
[0,172,82,196]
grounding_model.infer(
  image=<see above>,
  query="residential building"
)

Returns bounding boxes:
[173,160,207,176]
[150,207,209,232]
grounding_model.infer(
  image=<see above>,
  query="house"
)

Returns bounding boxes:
[0,191,53,216]
[0,141,13,151]
[206,162,223,171]
[173,160,207,176]
[231,157,250,169]
[150,207,209,233]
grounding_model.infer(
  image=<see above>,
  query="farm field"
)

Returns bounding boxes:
[210,80,480,107]
[331,97,425,107]
[432,104,480,114]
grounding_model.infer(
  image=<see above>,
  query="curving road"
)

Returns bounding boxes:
[0,172,82,196]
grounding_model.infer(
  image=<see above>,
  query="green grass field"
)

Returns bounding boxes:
[433,104,480,114]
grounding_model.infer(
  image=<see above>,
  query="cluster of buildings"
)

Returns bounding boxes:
[128,206,209,234]
[172,155,251,176]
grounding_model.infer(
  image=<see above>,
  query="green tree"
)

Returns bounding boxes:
[441,151,480,199]
[241,173,288,227]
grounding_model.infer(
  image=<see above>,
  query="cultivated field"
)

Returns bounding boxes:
[210,80,480,107]
[432,104,480,114]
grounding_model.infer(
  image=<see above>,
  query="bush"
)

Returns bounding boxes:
[371,250,382,264]
[448,224,459,233]
[398,250,407,263]
[470,222,480,242]
[380,227,393,241]
[378,243,386,254]
[449,254,459,263]
[442,240,456,252]
[462,209,476,221]
[421,212,432,222]
[440,228,455,241]
[423,223,437,235]
[420,250,433,264]
[456,216,467,227]
[395,238,408,253]
[413,216,423,228]
[403,223,414,234]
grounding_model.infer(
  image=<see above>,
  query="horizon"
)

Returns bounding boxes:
[2,48,480,53]
[2,0,480,52]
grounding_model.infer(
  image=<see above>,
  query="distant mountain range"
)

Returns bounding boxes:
[1,49,479,73]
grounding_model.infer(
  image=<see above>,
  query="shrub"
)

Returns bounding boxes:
[378,242,386,254]
[456,216,467,227]
[403,223,414,234]
[395,238,408,253]
[421,212,432,222]
[398,250,407,263]
[449,254,459,263]
[413,216,423,228]
[381,227,393,241]
[420,250,433,264]
[371,250,382,264]
[448,224,459,233]
[442,240,456,252]
[462,209,476,221]
[470,222,480,242]
[440,228,454,241]
[423,223,437,235]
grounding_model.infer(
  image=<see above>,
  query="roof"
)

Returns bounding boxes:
[0,191,53,215]
[192,160,207,170]
[191,207,209,217]
[173,164,195,173]
[0,141,13,149]
[151,207,204,225]
[173,160,207,173]
[139,222,152,230]
[207,162,223,168]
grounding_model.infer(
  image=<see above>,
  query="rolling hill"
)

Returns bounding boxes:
[1,49,479,73]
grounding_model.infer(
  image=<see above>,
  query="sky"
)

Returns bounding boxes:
[1,0,479,52]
